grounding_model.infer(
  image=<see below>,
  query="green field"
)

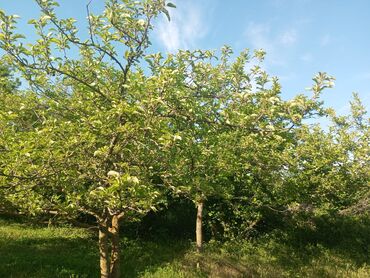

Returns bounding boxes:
[0,217,369,278]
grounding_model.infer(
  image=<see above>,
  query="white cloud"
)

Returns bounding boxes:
[279,30,297,45]
[245,22,298,65]
[245,22,271,51]
[156,18,180,52]
[155,0,207,52]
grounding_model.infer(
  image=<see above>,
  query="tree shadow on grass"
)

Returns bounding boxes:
[120,239,192,278]
[0,236,99,278]
[0,220,192,278]
[203,214,370,278]
[121,215,370,278]
[265,215,370,276]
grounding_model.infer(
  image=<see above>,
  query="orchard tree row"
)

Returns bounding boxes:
[0,1,368,277]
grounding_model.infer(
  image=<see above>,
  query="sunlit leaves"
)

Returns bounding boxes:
[0,0,172,220]
[0,1,367,237]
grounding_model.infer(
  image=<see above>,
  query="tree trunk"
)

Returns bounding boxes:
[99,222,110,278]
[109,214,121,278]
[196,200,204,253]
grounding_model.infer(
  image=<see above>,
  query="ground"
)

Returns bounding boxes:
[0,217,369,277]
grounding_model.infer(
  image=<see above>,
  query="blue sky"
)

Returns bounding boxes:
[1,0,370,117]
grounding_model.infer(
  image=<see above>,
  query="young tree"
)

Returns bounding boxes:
[0,1,175,277]
[147,47,335,254]
[281,93,369,217]
[207,62,336,238]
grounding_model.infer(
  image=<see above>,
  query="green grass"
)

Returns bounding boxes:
[0,217,369,277]
[0,219,98,277]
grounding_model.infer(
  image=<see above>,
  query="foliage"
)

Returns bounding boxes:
[280,93,369,216]
[0,1,177,276]
[0,0,369,276]
[0,0,178,221]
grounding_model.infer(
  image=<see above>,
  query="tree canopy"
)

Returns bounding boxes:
[0,1,368,277]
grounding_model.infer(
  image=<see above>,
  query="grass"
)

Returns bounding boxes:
[0,216,369,277]
[0,218,98,277]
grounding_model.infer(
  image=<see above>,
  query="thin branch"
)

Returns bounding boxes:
[0,170,54,181]
[86,0,95,44]
[36,3,126,73]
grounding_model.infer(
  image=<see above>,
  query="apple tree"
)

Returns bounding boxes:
[0,1,176,277]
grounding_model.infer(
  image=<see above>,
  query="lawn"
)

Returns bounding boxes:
[0,217,369,277]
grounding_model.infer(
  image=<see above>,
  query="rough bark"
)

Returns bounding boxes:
[196,200,204,253]
[109,214,121,278]
[99,222,110,278]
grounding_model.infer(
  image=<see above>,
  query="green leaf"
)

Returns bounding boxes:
[162,8,171,21]
[167,3,176,8]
